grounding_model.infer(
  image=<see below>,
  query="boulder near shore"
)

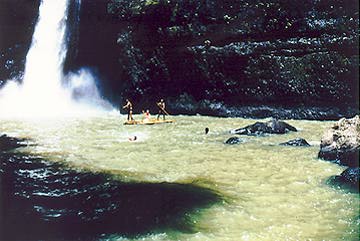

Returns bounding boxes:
[318,115,360,167]
[318,115,359,191]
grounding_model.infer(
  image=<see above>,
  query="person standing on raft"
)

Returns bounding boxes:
[123,99,133,121]
[156,99,167,120]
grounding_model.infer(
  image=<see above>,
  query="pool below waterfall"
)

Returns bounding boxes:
[0,114,358,240]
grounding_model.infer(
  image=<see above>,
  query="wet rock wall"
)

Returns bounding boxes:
[1,0,359,119]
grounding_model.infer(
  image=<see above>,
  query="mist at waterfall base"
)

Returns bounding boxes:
[0,68,114,118]
[0,0,114,119]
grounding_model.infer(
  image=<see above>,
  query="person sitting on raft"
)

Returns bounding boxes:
[142,109,151,122]
[145,109,151,120]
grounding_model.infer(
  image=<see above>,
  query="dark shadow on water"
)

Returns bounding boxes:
[0,152,222,241]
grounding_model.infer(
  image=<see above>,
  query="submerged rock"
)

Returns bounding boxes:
[231,118,297,136]
[224,137,243,145]
[0,137,221,240]
[318,115,360,167]
[280,138,311,147]
[340,167,360,188]
[330,167,359,192]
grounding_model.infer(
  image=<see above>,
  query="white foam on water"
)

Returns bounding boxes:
[0,0,114,119]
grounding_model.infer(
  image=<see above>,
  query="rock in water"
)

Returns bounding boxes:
[331,167,359,192]
[0,134,28,151]
[225,137,243,145]
[280,138,311,147]
[231,118,297,136]
[340,167,360,188]
[318,115,360,167]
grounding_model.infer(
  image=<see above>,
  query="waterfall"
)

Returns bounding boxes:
[22,0,71,110]
[0,0,113,118]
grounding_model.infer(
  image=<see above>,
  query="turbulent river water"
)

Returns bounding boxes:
[0,114,359,240]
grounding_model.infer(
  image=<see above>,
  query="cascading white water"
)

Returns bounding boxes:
[22,0,71,113]
[0,0,113,118]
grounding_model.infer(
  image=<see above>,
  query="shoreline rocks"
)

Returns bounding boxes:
[167,101,358,120]
[318,115,360,167]
[318,115,360,191]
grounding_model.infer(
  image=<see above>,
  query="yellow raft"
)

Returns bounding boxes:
[124,119,175,125]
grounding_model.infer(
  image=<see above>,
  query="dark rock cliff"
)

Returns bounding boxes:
[73,0,359,118]
[1,0,359,119]
[0,0,40,84]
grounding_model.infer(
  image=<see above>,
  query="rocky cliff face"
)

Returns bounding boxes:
[1,0,359,119]
[0,0,40,84]
[75,0,359,118]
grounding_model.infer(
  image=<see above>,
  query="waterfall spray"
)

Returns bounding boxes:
[0,0,113,118]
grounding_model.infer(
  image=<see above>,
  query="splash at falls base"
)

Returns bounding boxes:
[0,0,113,119]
